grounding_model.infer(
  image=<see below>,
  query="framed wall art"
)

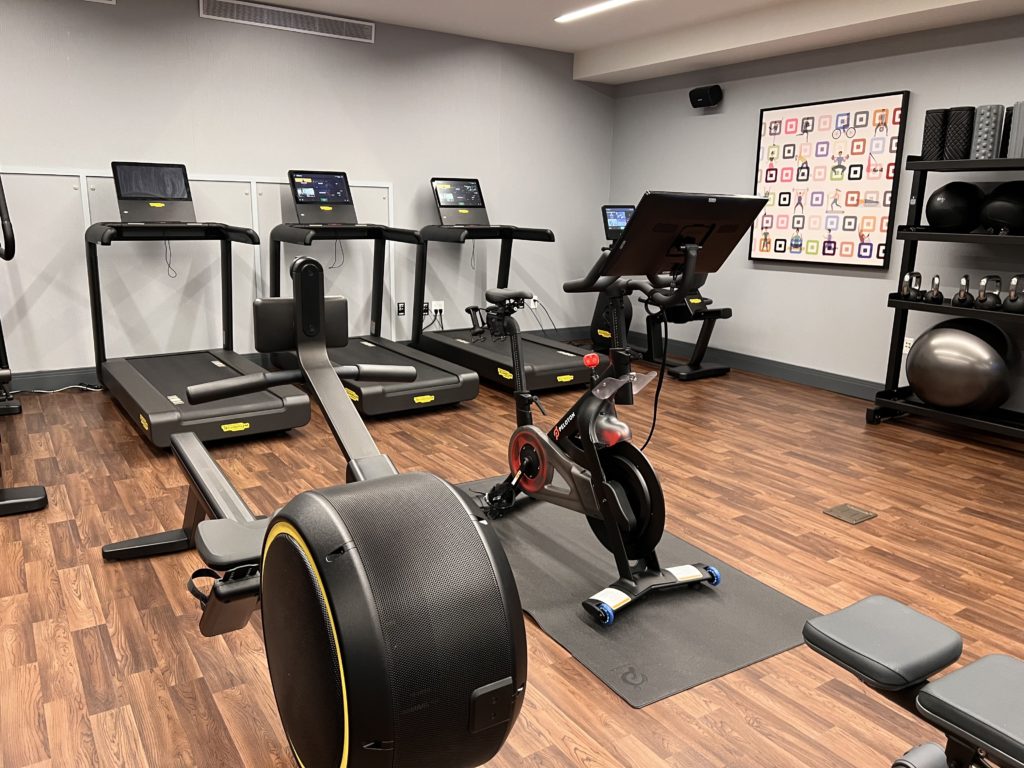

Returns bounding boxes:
[750,90,909,268]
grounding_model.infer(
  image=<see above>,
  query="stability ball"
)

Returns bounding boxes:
[906,319,1016,410]
[980,181,1024,235]
[925,182,986,232]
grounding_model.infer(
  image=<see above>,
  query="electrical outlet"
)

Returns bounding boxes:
[430,300,445,314]
[397,302,406,317]
[529,297,539,309]
[903,337,915,354]
[422,303,429,316]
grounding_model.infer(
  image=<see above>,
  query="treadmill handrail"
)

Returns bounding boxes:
[419,224,555,244]
[170,432,256,525]
[271,223,421,246]
[86,222,260,246]
[0,176,14,262]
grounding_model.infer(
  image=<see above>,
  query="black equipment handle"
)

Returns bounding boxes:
[467,306,486,335]
[187,364,418,404]
[0,177,14,262]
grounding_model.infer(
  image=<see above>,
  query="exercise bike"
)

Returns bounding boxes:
[103,257,527,768]
[468,263,720,626]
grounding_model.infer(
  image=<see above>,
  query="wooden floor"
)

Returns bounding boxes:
[1,368,1022,768]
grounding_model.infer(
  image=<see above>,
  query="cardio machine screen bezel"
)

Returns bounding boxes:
[288,170,354,207]
[602,205,635,241]
[430,177,487,210]
[112,162,193,202]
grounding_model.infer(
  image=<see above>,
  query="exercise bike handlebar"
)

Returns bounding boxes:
[187,364,418,405]
[0,178,15,262]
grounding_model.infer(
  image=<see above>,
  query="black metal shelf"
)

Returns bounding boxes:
[896,227,1024,246]
[870,389,1024,440]
[905,156,1024,173]
[873,155,1024,439]
[887,296,1024,321]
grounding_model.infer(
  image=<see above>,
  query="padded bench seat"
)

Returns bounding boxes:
[918,655,1024,768]
[803,595,963,690]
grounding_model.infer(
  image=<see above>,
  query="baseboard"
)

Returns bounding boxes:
[11,366,100,392]
[10,338,881,403]
[627,331,881,402]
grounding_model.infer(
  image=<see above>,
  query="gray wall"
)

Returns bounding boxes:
[611,31,1024,387]
[0,0,613,375]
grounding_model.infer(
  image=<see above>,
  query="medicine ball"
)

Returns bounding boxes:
[924,182,985,232]
[980,181,1024,235]
[906,319,1016,411]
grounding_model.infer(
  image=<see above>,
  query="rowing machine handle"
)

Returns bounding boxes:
[187,370,304,404]
[348,364,418,383]
[186,364,418,404]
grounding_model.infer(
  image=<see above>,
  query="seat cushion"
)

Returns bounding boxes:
[195,518,269,571]
[485,288,533,304]
[918,655,1024,768]
[803,596,962,690]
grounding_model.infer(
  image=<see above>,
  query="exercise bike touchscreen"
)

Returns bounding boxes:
[602,205,635,242]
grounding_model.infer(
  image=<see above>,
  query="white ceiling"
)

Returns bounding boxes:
[280,0,1024,84]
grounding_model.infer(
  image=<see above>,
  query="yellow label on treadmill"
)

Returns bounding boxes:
[689,297,702,304]
[221,422,251,433]
[345,388,360,401]
[497,368,513,380]
[320,205,334,211]
[148,202,165,208]
[413,395,435,404]
[597,329,611,339]
[458,209,470,214]
[139,414,149,431]
[556,375,575,383]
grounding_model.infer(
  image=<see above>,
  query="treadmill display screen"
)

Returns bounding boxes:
[432,179,485,208]
[603,205,635,240]
[113,163,192,201]
[289,171,353,205]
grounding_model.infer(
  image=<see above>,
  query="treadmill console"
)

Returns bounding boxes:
[602,205,635,242]
[113,162,196,223]
[288,171,358,225]
[431,178,490,226]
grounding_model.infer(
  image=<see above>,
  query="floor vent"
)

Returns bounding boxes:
[199,0,375,43]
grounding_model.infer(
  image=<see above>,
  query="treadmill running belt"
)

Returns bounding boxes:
[128,352,281,419]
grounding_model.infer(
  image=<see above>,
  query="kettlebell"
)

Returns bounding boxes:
[900,272,924,301]
[977,275,1002,310]
[1003,274,1024,313]
[924,275,944,304]
[950,274,975,308]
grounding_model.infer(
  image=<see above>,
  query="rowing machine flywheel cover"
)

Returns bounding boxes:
[260,472,527,768]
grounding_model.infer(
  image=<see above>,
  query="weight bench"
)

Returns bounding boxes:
[804,596,1024,768]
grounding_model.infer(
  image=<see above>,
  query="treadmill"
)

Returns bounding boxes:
[267,170,478,416]
[412,177,599,391]
[86,162,310,448]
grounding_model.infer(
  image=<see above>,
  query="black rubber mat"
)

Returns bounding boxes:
[460,478,817,707]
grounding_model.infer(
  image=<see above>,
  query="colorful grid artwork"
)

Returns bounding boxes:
[751,91,909,268]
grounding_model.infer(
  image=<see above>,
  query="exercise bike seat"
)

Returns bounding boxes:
[917,655,1024,767]
[486,288,533,305]
[195,518,269,571]
[803,596,962,690]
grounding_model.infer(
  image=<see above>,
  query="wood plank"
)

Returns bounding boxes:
[89,705,151,768]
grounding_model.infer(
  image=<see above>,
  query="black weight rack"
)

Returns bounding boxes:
[869,155,1024,438]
